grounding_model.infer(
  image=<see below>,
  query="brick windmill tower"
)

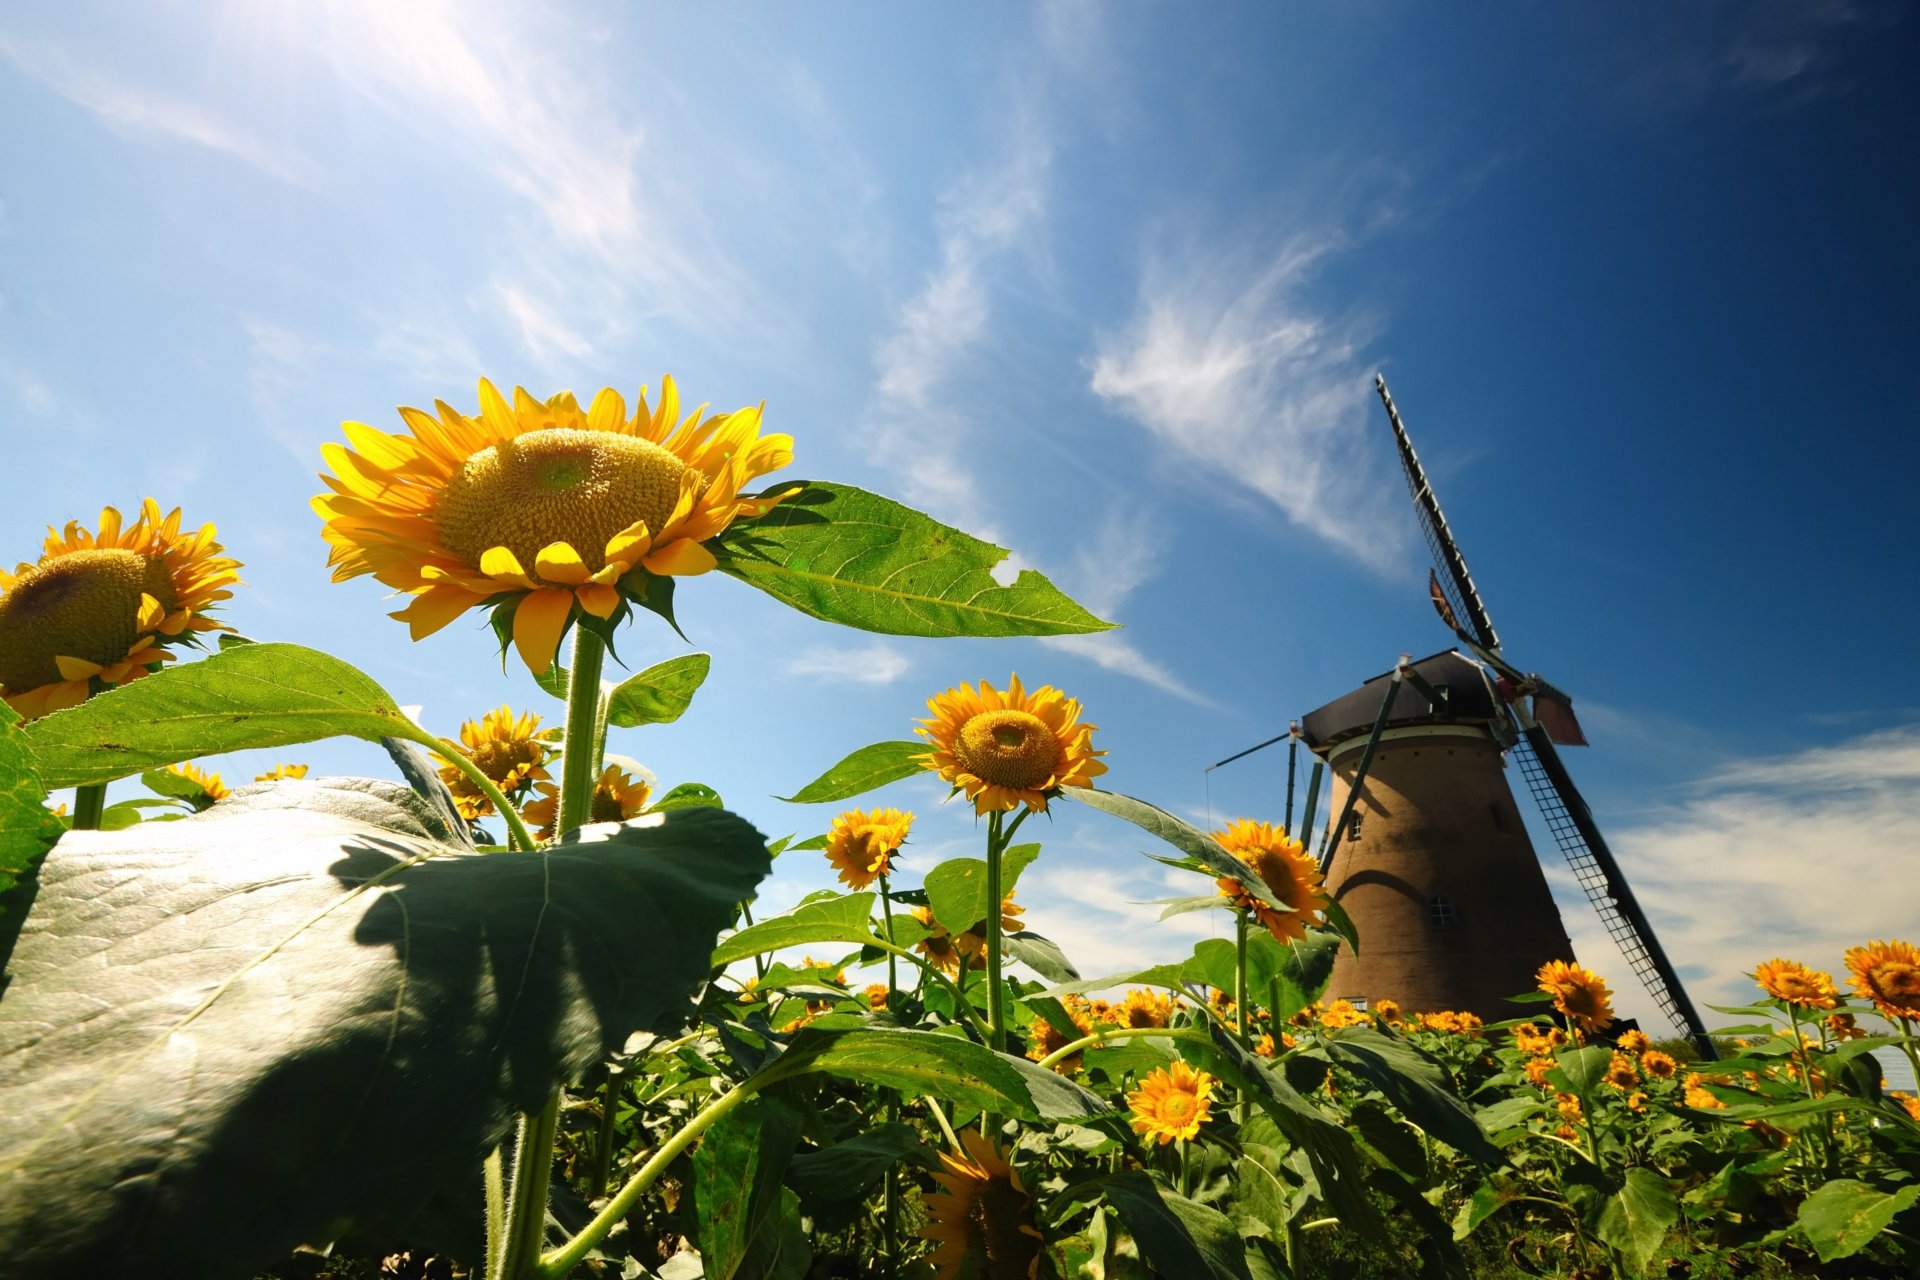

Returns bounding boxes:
[1293,379,1713,1052]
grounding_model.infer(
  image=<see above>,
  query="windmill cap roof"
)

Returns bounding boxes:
[1300,649,1502,754]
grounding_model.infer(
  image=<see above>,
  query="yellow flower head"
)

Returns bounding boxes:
[863,983,890,1010]
[439,705,553,820]
[916,675,1106,814]
[522,764,652,841]
[919,1131,1042,1280]
[1890,1091,1920,1123]
[163,761,229,810]
[1683,1073,1726,1110]
[1627,1091,1648,1113]
[1128,1061,1216,1146]
[1555,1092,1583,1122]
[912,906,966,977]
[1210,819,1327,944]
[1616,1030,1649,1054]
[823,807,913,890]
[1641,1049,1680,1081]
[254,764,309,782]
[1603,1051,1640,1090]
[954,894,1025,967]
[1524,1056,1554,1089]
[0,501,240,719]
[1826,1011,1865,1041]
[1321,1000,1368,1030]
[1844,939,1920,1022]
[1118,988,1176,1030]
[313,378,794,675]
[1373,998,1401,1023]
[1753,957,1839,1010]
[1536,959,1614,1034]
[1513,1022,1561,1057]
[1025,994,1095,1072]
[1418,1010,1483,1037]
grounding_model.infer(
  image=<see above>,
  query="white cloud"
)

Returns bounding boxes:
[866,114,1052,533]
[1,358,56,416]
[1557,725,1920,1040]
[1017,861,1224,983]
[494,282,596,364]
[785,642,912,685]
[1089,234,1405,568]
[0,31,322,189]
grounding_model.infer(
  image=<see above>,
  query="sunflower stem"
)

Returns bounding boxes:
[879,874,898,994]
[985,810,1007,1054]
[483,1146,507,1277]
[495,1089,561,1280]
[426,741,536,851]
[71,782,107,831]
[556,628,607,838]
[591,1065,622,1200]
[1033,1025,1206,1072]
[1235,909,1250,1123]
[925,1097,964,1153]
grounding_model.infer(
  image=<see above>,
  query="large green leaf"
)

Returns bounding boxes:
[786,1123,931,1203]
[780,740,928,804]
[0,708,62,909]
[694,1095,802,1280]
[1796,1179,1920,1263]
[1268,929,1342,1021]
[1062,787,1289,914]
[1323,1028,1503,1166]
[713,481,1114,637]
[1596,1167,1679,1270]
[606,652,711,728]
[20,643,439,788]
[1099,1171,1253,1280]
[785,1027,1109,1122]
[923,844,1041,933]
[713,893,877,964]
[0,779,771,1279]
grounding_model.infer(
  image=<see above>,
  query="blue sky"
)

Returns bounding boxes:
[4,1,1917,1045]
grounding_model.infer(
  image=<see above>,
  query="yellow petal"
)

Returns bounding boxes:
[641,538,718,577]
[393,585,482,640]
[514,588,576,675]
[533,541,591,585]
[577,583,620,618]
[587,387,626,433]
[55,655,105,680]
[480,545,534,585]
[136,593,165,631]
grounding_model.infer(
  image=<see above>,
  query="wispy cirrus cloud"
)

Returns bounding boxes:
[1090,232,1405,569]
[1554,724,1920,1052]
[785,642,912,686]
[0,30,323,189]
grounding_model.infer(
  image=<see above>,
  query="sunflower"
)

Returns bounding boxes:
[1128,1061,1216,1146]
[0,501,240,718]
[163,761,229,810]
[1555,1093,1583,1122]
[1118,988,1175,1030]
[439,705,554,820]
[522,764,652,841]
[912,907,966,976]
[255,764,310,782]
[1641,1049,1680,1081]
[919,1131,1042,1280]
[1844,939,1920,1022]
[1524,1057,1554,1089]
[1321,1000,1367,1030]
[1603,1051,1640,1090]
[313,378,794,675]
[1753,958,1840,1010]
[1536,959,1614,1034]
[1826,1012,1865,1042]
[1373,998,1401,1024]
[863,983,890,1011]
[916,675,1106,814]
[1683,1073,1727,1110]
[1513,1022,1561,1057]
[1210,819,1327,944]
[1025,994,1095,1072]
[1891,1092,1920,1123]
[823,807,913,890]
[1616,1030,1649,1054]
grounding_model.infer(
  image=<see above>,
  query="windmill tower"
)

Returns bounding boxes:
[1212,377,1714,1051]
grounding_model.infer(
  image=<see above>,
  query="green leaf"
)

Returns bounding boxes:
[605,653,710,728]
[786,1123,931,1203]
[714,893,877,964]
[786,1026,1110,1122]
[923,845,1041,933]
[1268,929,1342,1021]
[1554,1044,1614,1096]
[1044,963,1196,998]
[0,781,772,1278]
[713,481,1114,637]
[0,714,62,908]
[1797,1180,1920,1263]
[1453,1175,1522,1241]
[652,781,724,811]
[1098,1171,1253,1280]
[694,1095,802,1280]
[1323,1028,1503,1166]
[21,643,441,788]
[1475,1096,1543,1133]
[780,740,927,805]
[1062,788,1290,915]
[1596,1167,1679,1270]
[1007,930,1081,983]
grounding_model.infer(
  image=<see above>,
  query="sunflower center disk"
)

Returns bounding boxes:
[472,739,537,783]
[435,428,691,583]
[0,549,151,691]
[953,710,1061,790]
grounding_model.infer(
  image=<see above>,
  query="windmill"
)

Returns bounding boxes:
[1297,376,1712,1053]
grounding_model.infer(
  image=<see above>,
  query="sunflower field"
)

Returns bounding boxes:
[1,379,1916,1280]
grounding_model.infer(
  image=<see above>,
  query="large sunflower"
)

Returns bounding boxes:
[0,501,240,718]
[313,378,794,674]
[523,764,652,841]
[1211,819,1327,944]
[1536,959,1614,1034]
[919,1131,1042,1280]
[1127,1061,1216,1146]
[1844,939,1920,1022]
[823,807,913,890]
[1753,957,1840,1010]
[439,705,554,820]
[917,675,1106,814]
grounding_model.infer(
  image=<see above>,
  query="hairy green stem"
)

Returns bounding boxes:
[495,1091,561,1280]
[1034,1025,1205,1072]
[556,630,607,837]
[483,1147,506,1277]
[986,810,1007,1053]
[925,1097,963,1153]
[591,1067,623,1199]
[428,742,537,851]
[71,782,107,831]
[880,874,898,995]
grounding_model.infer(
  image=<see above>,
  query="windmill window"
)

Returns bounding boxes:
[1429,895,1457,929]
[1347,811,1364,841]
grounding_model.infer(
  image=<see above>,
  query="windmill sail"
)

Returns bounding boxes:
[1380,374,1500,653]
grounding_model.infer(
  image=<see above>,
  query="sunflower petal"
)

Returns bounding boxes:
[54,655,105,680]
[533,541,592,585]
[641,538,718,576]
[393,584,483,640]
[576,583,620,618]
[513,588,576,674]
